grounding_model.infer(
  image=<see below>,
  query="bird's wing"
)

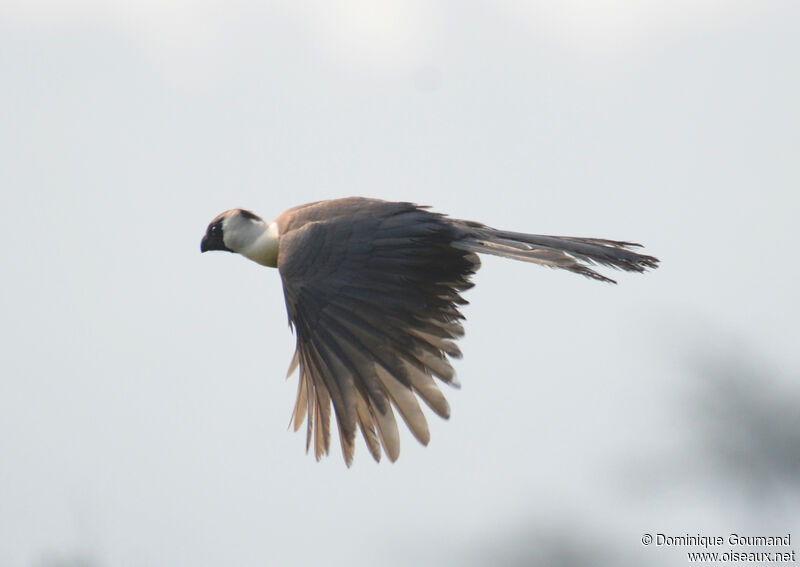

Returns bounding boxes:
[277,200,479,465]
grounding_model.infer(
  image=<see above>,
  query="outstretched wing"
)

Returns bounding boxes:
[277,200,479,465]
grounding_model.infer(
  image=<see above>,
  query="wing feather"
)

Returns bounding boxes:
[367,390,401,462]
[356,390,382,462]
[278,200,476,464]
[289,363,308,432]
[375,365,430,446]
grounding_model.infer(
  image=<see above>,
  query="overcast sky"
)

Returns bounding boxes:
[1,2,798,566]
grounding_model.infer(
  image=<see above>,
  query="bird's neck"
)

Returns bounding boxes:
[240,221,280,267]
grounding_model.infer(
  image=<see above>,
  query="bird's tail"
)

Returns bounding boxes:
[451,226,659,284]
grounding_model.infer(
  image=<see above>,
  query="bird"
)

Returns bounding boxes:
[201,197,659,465]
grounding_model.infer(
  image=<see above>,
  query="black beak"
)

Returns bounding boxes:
[201,221,233,253]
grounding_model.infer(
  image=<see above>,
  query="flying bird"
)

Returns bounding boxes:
[201,197,659,465]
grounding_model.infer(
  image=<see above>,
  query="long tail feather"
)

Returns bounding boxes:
[452,227,659,284]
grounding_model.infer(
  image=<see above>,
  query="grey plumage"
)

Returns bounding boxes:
[201,197,659,465]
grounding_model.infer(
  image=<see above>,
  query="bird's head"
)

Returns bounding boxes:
[201,209,279,267]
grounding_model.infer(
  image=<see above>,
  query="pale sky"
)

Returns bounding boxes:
[1,2,798,566]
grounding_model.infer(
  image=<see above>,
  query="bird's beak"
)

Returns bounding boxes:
[200,227,233,253]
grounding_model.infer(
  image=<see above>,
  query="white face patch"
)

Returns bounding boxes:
[221,211,262,252]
